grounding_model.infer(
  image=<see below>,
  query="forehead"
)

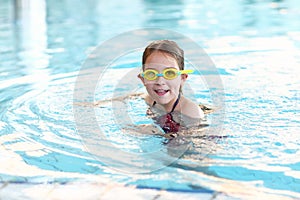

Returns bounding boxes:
[144,51,179,70]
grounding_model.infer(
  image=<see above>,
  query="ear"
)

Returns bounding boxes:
[137,74,146,85]
[181,74,188,81]
[180,74,188,88]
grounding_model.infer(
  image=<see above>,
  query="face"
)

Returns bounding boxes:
[139,51,187,106]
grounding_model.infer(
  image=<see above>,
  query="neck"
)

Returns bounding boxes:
[162,99,178,113]
[155,93,181,113]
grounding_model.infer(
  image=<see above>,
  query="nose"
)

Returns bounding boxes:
[154,76,166,85]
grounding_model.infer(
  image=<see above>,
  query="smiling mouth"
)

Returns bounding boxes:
[154,89,169,96]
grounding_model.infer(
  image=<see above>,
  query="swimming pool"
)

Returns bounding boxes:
[1,0,300,199]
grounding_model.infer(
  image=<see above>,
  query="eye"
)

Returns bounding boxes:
[145,70,157,80]
[165,69,177,79]
[145,71,156,79]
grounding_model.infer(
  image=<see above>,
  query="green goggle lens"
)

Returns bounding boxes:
[144,70,157,80]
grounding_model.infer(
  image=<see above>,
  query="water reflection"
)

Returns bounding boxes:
[0,0,300,198]
[241,0,299,35]
[142,0,184,28]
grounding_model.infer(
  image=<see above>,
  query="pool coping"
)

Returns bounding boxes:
[0,181,235,200]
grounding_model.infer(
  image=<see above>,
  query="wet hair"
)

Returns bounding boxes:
[142,40,184,70]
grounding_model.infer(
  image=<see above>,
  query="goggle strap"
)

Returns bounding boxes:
[180,69,194,74]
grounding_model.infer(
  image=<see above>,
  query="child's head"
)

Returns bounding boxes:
[139,40,190,106]
[142,40,184,70]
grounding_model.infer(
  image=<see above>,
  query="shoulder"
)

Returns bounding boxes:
[180,97,205,119]
[143,94,155,106]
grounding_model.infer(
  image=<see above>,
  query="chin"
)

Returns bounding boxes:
[153,93,175,105]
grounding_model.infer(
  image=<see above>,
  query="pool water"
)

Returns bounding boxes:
[1,0,300,199]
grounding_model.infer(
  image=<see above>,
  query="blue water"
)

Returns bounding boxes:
[1,0,300,199]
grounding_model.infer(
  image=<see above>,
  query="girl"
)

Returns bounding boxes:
[92,40,211,135]
[138,40,208,134]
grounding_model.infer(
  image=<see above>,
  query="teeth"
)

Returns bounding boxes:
[154,89,169,96]
[155,89,168,92]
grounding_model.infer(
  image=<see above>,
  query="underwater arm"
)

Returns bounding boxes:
[94,92,145,106]
[73,92,146,107]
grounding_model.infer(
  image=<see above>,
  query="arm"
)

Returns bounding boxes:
[93,92,145,106]
[73,92,145,107]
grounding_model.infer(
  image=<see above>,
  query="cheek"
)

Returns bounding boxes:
[143,81,154,87]
[168,79,182,89]
[143,82,156,93]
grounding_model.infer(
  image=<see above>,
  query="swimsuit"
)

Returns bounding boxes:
[152,94,181,133]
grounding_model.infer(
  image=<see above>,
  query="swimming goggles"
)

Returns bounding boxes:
[140,68,194,81]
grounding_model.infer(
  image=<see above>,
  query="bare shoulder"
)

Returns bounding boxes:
[180,97,205,119]
[143,94,154,106]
